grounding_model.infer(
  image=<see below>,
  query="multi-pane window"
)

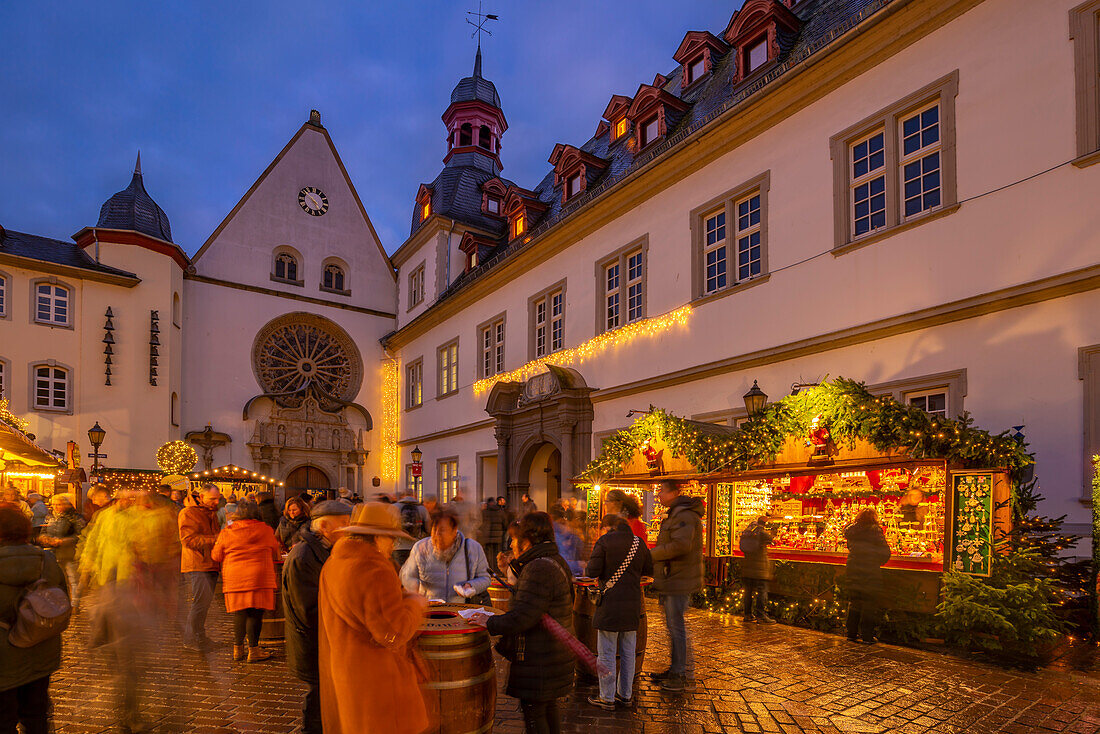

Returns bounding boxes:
[438,459,458,504]
[512,213,526,239]
[406,359,423,409]
[614,118,628,139]
[626,250,644,322]
[35,283,69,326]
[438,342,458,396]
[480,319,505,378]
[703,209,727,294]
[409,264,425,307]
[900,104,941,218]
[0,274,6,317]
[406,464,423,501]
[640,117,660,147]
[850,131,887,237]
[604,262,620,331]
[906,389,948,419]
[322,264,345,291]
[601,246,646,332]
[735,193,762,281]
[274,253,298,282]
[746,38,768,73]
[34,365,68,410]
[534,289,564,357]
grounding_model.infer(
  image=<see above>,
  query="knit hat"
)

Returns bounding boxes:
[310,500,353,519]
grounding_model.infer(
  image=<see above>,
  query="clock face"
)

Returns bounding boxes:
[298,187,329,216]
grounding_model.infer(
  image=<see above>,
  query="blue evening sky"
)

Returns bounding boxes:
[0,2,740,255]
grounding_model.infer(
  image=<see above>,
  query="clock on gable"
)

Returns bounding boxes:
[298,186,329,216]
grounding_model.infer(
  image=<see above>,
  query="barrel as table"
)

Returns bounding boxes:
[259,560,285,646]
[487,582,511,612]
[418,603,498,734]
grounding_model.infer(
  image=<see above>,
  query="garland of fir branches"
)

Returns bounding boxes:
[584,377,1032,481]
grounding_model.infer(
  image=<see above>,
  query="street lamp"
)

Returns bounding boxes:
[742,381,768,419]
[87,422,107,480]
[411,446,423,465]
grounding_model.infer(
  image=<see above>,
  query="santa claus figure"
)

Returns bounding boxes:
[806,415,831,457]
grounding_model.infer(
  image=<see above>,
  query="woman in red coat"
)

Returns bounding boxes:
[211,500,282,662]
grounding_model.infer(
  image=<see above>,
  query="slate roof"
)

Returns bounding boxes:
[96,157,173,243]
[450,46,502,108]
[410,165,513,239]
[407,0,895,301]
[0,228,139,279]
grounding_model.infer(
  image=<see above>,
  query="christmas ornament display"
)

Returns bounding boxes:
[156,440,198,474]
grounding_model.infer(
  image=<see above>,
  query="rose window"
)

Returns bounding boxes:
[252,314,362,411]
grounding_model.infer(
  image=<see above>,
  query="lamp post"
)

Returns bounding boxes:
[742,381,768,420]
[410,446,423,499]
[87,422,107,482]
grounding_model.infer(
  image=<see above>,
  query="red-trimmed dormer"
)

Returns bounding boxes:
[441,46,509,175]
[503,186,548,242]
[481,178,508,217]
[459,231,495,272]
[602,95,633,144]
[548,144,609,204]
[415,184,434,223]
[723,0,802,84]
[625,84,689,151]
[674,31,729,89]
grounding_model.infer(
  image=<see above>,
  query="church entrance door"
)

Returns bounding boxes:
[286,465,331,498]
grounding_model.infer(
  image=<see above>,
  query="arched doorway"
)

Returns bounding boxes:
[521,443,561,512]
[286,465,331,498]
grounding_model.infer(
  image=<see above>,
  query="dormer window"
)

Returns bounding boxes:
[674,31,728,90]
[625,84,688,151]
[421,201,431,221]
[723,0,801,84]
[549,144,608,204]
[512,213,526,239]
[487,197,501,215]
[640,117,660,148]
[614,119,628,139]
[481,178,509,217]
[746,37,768,73]
[567,174,582,199]
[468,250,479,269]
[688,57,707,84]
[416,184,434,224]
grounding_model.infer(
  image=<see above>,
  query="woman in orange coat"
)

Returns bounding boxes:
[211,500,282,663]
[318,502,429,734]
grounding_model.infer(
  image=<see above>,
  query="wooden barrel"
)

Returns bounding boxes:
[572,578,597,682]
[487,582,511,612]
[259,560,285,645]
[418,603,498,734]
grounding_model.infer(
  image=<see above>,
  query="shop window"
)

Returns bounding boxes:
[459,123,473,147]
[530,284,565,359]
[406,358,423,409]
[479,314,506,378]
[598,238,648,333]
[1071,1,1100,164]
[905,389,948,419]
[437,340,459,397]
[408,263,425,309]
[478,125,492,150]
[272,250,302,285]
[830,71,959,252]
[32,363,69,412]
[406,464,423,501]
[639,116,660,148]
[690,171,770,301]
[34,281,71,327]
[438,458,459,504]
[322,262,347,293]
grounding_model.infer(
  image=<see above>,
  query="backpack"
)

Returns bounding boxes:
[399,501,428,540]
[739,526,761,555]
[0,555,72,648]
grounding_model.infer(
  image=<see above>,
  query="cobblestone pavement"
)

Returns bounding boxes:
[50,590,1100,733]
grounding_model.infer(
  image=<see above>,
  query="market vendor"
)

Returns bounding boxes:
[898,489,928,529]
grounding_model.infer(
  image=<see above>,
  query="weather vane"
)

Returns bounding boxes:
[466,1,498,47]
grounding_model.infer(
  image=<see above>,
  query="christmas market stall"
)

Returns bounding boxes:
[580,379,1026,617]
[188,464,284,499]
[0,401,64,496]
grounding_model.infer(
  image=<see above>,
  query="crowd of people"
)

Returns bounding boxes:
[0,478,893,734]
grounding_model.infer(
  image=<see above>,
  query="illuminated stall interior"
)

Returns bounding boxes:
[190,463,284,498]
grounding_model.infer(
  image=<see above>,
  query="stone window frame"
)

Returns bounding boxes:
[689,170,772,305]
[475,450,498,504]
[320,256,351,296]
[437,456,459,504]
[477,311,507,380]
[405,357,423,411]
[691,407,750,428]
[408,261,426,310]
[528,279,567,361]
[0,269,10,320]
[595,236,649,335]
[436,337,460,399]
[29,359,74,414]
[30,277,74,330]
[830,70,960,255]
[866,369,967,420]
[1071,0,1100,167]
[1079,344,1100,499]
[271,246,304,287]
[0,356,9,399]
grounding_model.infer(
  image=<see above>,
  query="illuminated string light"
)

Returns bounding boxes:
[156,440,198,474]
[473,305,692,395]
[380,358,400,482]
[0,398,30,433]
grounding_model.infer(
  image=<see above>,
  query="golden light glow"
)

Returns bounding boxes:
[0,398,29,433]
[5,471,59,479]
[156,440,198,474]
[380,358,400,482]
[474,304,692,395]
[421,202,431,220]
[512,213,526,239]
[615,118,627,139]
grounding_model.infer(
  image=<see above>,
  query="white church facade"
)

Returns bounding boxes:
[1,0,1099,533]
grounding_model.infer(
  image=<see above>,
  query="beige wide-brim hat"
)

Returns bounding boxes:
[337,502,414,541]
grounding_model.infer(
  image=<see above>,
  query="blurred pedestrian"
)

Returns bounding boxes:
[0,506,69,734]
[481,496,510,573]
[648,481,704,692]
[277,498,311,549]
[586,513,653,711]
[468,512,574,734]
[318,503,429,734]
[218,492,238,528]
[844,509,891,644]
[603,489,648,543]
[739,516,776,624]
[400,506,491,603]
[256,491,280,531]
[36,494,85,604]
[2,487,33,522]
[549,504,582,576]
[169,490,185,512]
[390,489,430,568]
[211,500,282,662]
[283,501,352,734]
[178,484,222,651]
[446,491,480,539]
[518,492,538,518]
[84,487,112,524]
[26,494,48,537]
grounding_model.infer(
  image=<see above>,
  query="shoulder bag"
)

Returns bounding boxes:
[589,535,640,607]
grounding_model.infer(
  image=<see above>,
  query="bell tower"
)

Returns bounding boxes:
[441,45,508,175]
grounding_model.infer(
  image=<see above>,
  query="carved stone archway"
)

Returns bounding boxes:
[485,365,594,508]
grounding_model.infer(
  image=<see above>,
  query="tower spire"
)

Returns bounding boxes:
[474,43,482,77]
[134,151,142,176]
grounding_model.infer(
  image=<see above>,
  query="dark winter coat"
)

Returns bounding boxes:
[844,521,891,593]
[38,509,86,564]
[739,523,773,581]
[586,525,653,632]
[282,528,330,683]
[650,495,706,596]
[0,545,68,691]
[486,541,574,702]
[480,504,510,546]
[258,497,280,531]
[276,516,308,549]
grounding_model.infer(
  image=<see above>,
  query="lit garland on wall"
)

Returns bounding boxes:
[156,440,198,474]
[472,305,693,396]
[0,399,29,434]
[380,358,400,482]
